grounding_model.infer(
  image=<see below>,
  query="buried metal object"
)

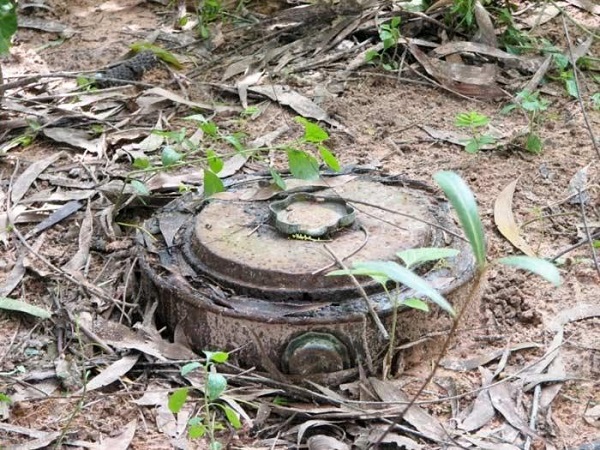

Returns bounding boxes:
[137,173,477,382]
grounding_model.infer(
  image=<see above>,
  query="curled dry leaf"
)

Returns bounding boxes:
[307,435,350,450]
[494,178,537,257]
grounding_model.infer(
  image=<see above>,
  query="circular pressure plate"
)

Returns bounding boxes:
[186,178,443,300]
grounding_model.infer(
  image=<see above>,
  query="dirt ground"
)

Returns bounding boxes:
[1,0,599,449]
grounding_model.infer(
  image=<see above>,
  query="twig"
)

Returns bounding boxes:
[561,15,600,159]
[550,230,600,262]
[312,224,369,275]
[523,385,542,450]
[323,244,389,341]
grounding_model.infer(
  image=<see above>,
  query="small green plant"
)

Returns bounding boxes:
[590,93,600,110]
[365,17,402,71]
[449,0,477,29]
[169,351,242,448]
[455,111,496,153]
[196,0,224,40]
[0,0,17,55]
[503,90,549,154]
[329,171,561,381]
[124,116,339,201]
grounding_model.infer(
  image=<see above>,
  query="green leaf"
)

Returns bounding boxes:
[318,146,340,172]
[295,117,329,143]
[0,0,17,55]
[327,266,389,285]
[331,261,455,316]
[287,149,320,180]
[132,157,151,170]
[434,171,486,270]
[591,93,600,110]
[525,133,543,154]
[168,387,189,414]
[223,134,245,152]
[402,298,430,312]
[180,362,202,376]
[478,135,496,146]
[129,42,183,69]
[188,423,206,439]
[465,140,480,154]
[162,146,183,167]
[501,103,518,115]
[200,121,219,137]
[210,442,223,450]
[130,179,150,196]
[497,256,561,286]
[204,350,229,364]
[396,248,460,269]
[207,372,227,401]
[270,168,286,190]
[455,111,489,128]
[365,49,379,62]
[0,392,12,403]
[206,150,224,174]
[203,169,224,198]
[564,75,579,99]
[0,297,51,319]
[222,405,242,429]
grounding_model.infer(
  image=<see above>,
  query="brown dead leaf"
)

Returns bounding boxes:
[441,342,539,371]
[474,1,498,48]
[11,152,65,204]
[564,0,600,14]
[489,381,538,438]
[307,435,350,450]
[248,85,344,128]
[459,367,495,432]
[494,178,537,257]
[42,128,103,154]
[62,202,93,272]
[409,44,506,99]
[95,419,137,450]
[369,378,446,442]
[139,87,240,114]
[548,304,600,332]
[77,354,139,394]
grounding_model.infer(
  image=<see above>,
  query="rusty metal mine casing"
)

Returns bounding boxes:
[137,175,477,381]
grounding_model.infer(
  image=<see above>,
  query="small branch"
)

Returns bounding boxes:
[323,244,389,341]
[561,15,600,159]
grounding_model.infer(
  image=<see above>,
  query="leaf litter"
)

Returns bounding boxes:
[0,0,599,448]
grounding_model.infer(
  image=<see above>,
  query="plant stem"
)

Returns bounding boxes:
[373,267,488,447]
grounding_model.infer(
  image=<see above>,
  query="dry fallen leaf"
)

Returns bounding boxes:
[494,178,537,257]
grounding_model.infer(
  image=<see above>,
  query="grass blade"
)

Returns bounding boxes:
[498,256,562,286]
[352,261,455,317]
[434,171,486,270]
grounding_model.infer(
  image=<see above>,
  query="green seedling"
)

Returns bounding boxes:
[455,111,496,153]
[124,116,339,201]
[329,171,561,381]
[590,93,600,110]
[0,0,17,55]
[365,17,402,71]
[169,351,242,448]
[503,90,549,154]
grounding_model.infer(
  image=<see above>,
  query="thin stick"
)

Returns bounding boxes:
[323,244,389,340]
[561,15,600,159]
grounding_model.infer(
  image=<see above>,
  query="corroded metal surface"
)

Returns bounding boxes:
[137,173,477,379]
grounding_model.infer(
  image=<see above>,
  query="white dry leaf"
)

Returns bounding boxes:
[42,128,102,154]
[94,420,137,450]
[11,152,65,204]
[76,354,139,394]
